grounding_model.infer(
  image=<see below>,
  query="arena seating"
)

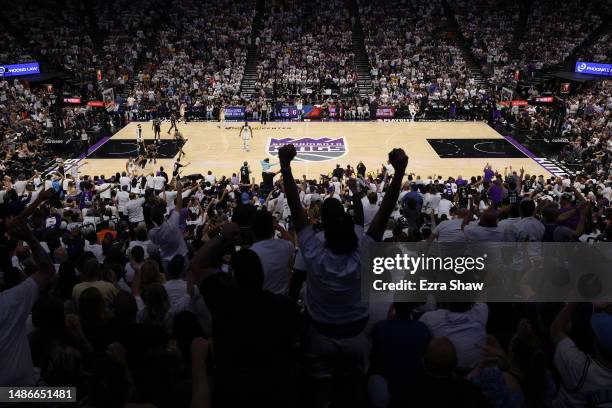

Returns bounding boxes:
[0,2,611,407]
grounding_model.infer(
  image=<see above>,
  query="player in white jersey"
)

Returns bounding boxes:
[179,103,187,124]
[135,123,143,144]
[126,157,138,177]
[239,122,253,152]
[409,102,418,122]
[69,160,88,179]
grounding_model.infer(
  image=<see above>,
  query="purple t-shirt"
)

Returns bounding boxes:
[484,168,495,182]
[488,184,503,204]
[80,190,93,209]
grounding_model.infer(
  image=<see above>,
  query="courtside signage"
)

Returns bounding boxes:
[224,106,245,120]
[267,137,347,162]
[574,61,612,77]
[0,61,40,77]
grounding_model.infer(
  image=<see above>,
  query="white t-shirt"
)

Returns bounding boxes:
[146,176,155,190]
[362,199,379,230]
[515,216,545,242]
[14,180,27,195]
[119,176,131,189]
[70,164,79,178]
[127,240,151,259]
[498,217,521,242]
[84,242,104,263]
[161,191,178,212]
[97,183,112,200]
[204,174,216,184]
[0,277,39,386]
[153,176,165,191]
[164,279,196,309]
[554,337,612,408]
[126,198,146,223]
[436,198,453,218]
[432,218,466,242]
[250,238,295,295]
[420,303,488,370]
[116,191,130,213]
[464,223,505,242]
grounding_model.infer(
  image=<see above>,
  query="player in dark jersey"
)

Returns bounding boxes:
[174,129,186,158]
[146,141,158,165]
[240,161,251,184]
[152,118,161,141]
[457,183,469,208]
[173,158,191,178]
[168,112,178,134]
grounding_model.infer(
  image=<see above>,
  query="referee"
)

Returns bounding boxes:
[260,158,278,191]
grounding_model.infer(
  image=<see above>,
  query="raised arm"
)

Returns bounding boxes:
[517,167,525,191]
[278,145,308,232]
[175,180,184,211]
[189,222,240,284]
[10,188,55,223]
[347,178,364,227]
[367,149,408,241]
[8,220,55,286]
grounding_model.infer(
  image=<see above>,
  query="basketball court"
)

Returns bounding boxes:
[79,121,551,181]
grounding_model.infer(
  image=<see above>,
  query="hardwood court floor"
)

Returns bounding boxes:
[80,121,549,181]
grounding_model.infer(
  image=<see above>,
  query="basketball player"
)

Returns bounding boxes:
[168,113,178,134]
[179,103,187,124]
[126,157,138,177]
[152,118,161,141]
[69,160,88,179]
[239,161,251,184]
[173,157,191,179]
[174,129,186,158]
[239,121,253,152]
[137,140,147,169]
[409,102,418,122]
[136,124,143,144]
[146,141,158,165]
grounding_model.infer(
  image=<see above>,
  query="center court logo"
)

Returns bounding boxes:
[267,137,347,162]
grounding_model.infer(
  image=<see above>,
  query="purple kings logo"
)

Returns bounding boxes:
[267,137,347,162]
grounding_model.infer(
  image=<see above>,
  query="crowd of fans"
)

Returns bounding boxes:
[517,0,603,72]
[357,0,492,119]
[1,0,612,405]
[557,80,611,172]
[0,140,611,406]
[129,0,255,113]
[451,0,518,87]
[5,0,96,78]
[254,0,358,104]
[3,0,254,121]
[0,27,35,66]
[575,32,612,64]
